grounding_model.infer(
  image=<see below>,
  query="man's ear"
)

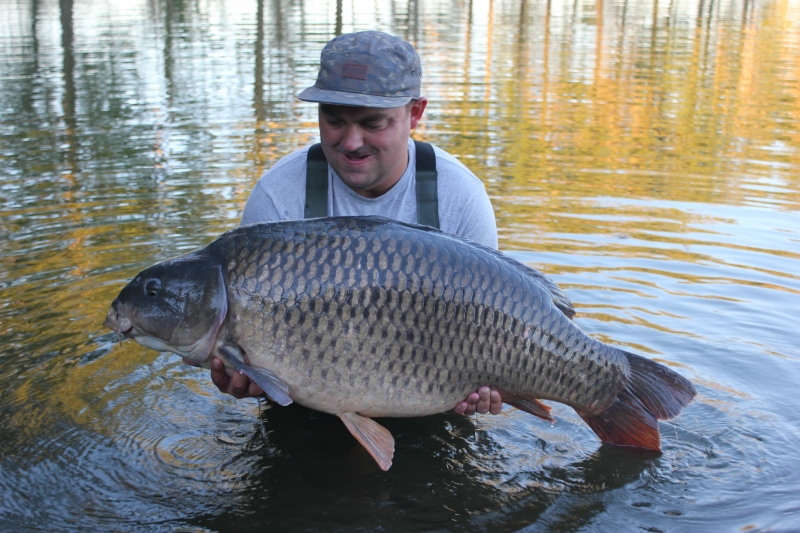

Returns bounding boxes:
[409,97,428,129]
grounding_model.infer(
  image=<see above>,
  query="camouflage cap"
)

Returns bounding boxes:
[298,31,422,108]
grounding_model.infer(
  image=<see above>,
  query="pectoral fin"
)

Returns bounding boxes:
[339,412,395,471]
[218,344,292,406]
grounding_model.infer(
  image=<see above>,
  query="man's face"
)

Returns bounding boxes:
[318,98,427,198]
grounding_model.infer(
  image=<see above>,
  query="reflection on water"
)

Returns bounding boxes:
[1,0,799,531]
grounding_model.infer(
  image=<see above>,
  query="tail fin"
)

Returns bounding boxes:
[578,351,696,452]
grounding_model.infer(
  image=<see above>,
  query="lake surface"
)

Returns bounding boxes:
[1,0,799,531]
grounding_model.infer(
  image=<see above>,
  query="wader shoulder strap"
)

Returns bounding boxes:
[414,140,439,229]
[304,143,328,219]
[304,140,439,229]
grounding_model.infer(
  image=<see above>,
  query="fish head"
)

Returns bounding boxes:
[103,251,228,365]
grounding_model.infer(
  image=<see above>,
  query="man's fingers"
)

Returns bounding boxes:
[210,357,246,398]
[475,386,491,414]
[453,392,479,415]
[248,381,265,397]
[230,370,251,398]
[489,389,503,415]
[210,357,230,390]
[464,392,480,416]
[454,388,504,416]
[453,401,468,415]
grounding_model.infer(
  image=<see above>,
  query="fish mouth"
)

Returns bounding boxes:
[103,302,134,343]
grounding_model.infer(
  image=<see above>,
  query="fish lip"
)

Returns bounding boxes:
[103,304,134,337]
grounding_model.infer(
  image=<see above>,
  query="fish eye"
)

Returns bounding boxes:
[145,278,161,297]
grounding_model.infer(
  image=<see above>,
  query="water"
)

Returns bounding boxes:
[1,0,799,531]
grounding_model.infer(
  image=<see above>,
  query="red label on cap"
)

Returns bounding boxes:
[342,63,368,80]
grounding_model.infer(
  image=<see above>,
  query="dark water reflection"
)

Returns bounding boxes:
[2,0,800,531]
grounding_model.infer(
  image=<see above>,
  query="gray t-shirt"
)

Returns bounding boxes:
[241,137,498,249]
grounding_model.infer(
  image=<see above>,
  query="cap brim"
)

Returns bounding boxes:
[298,86,413,108]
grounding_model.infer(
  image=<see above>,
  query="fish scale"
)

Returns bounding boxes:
[105,216,696,469]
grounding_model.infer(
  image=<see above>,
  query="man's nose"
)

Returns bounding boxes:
[340,126,364,152]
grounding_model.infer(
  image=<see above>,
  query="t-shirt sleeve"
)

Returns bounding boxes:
[433,146,499,250]
[240,148,309,226]
[454,192,498,249]
[241,177,281,225]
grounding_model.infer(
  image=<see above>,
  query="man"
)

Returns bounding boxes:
[203,30,503,416]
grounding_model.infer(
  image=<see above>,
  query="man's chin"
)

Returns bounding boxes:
[333,168,378,190]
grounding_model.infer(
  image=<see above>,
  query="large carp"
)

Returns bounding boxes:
[104,216,695,470]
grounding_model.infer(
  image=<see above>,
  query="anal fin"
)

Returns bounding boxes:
[507,397,555,422]
[339,412,395,471]
[218,344,293,406]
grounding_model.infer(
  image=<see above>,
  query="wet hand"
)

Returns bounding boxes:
[206,357,264,399]
[453,386,502,416]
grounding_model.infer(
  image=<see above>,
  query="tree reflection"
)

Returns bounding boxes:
[59,0,78,174]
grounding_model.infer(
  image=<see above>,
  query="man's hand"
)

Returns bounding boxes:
[453,386,503,416]
[206,357,264,399]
